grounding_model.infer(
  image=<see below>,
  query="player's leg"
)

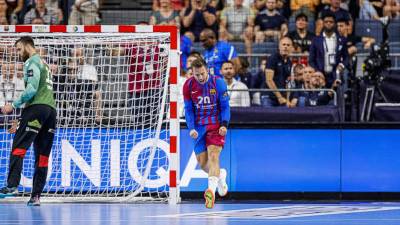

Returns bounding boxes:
[0,108,39,197]
[28,107,56,206]
[203,124,228,208]
[196,152,208,173]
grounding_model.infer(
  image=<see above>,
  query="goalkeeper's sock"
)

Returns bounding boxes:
[208,176,219,194]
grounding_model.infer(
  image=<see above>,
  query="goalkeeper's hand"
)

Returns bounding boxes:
[8,120,18,134]
[219,126,227,136]
[189,129,198,139]
[1,103,13,114]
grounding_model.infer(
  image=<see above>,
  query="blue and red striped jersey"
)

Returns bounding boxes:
[183,75,230,130]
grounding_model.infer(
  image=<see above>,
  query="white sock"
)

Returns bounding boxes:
[208,176,219,194]
[219,168,226,181]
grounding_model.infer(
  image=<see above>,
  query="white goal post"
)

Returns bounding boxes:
[0,25,180,204]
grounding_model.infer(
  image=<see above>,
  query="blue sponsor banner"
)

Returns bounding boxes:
[1,128,400,193]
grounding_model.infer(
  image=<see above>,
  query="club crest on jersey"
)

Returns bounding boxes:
[210,89,216,95]
[27,69,34,77]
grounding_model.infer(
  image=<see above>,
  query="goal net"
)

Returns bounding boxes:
[0,25,180,203]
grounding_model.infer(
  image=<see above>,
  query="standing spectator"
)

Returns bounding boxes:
[0,0,19,24]
[219,0,255,55]
[150,0,180,27]
[200,28,240,78]
[288,13,315,53]
[24,0,58,24]
[276,0,290,19]
[290,0,319,21]
[222,61,250,107]
[254,0,266,11]
[383,0,400,19]
[68,0,99,25]
[181,0,217,42]
[4,0,23,24]
[254,0,288,43]
[0,15,8,24]
[264,37,293,106]
[226,0,252,7]
[316,0,352,35]
[309,12,349,87]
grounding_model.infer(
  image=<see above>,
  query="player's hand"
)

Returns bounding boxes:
[189,129,198,139]
[219,126,227,136]
[1,104,14,114]
[8,120,18,134]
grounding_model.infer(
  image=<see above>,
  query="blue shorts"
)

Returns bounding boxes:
[193,124,226,155]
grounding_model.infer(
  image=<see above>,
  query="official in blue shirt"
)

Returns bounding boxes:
[200,28,239,78]
[264,37,293,107]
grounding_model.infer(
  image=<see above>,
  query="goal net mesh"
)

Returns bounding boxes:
[0,32,172,202]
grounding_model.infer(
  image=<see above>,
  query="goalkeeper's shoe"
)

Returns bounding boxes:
[0,187,18,198]
[27,195,40,206]
[217,169,228,197]
[204,189,215,209]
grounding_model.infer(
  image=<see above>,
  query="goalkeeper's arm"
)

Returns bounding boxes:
[12,64,40,108]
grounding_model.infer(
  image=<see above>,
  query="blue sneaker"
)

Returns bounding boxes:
[27,195,40,206]
[0,187,18,198]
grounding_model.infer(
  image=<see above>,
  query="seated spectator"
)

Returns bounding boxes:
[4,0,22,24]
[70,48,98,82]
[222,60,251,107]
[309,11,349,87]
[337,18,375,57]
[24,0,59,24]
[302,66,314,89]
[68,0,99,25]
[254,0,288,43]
[219,0,255,54]
[45,0,63,23]
[181,0,217,42]
[299,73,340,107]
[200,28,240,78]
[360,0,390,21]
[383,0,400,19]
[226,0,252,8]
[264,37,293,107]
[235,56,252,88]
[208,0,225,18]
[276,0,290,19]
[31,16,44,24]
[153,0,186,11]
[0,15,7,24]
[0,63,23,105]
[0,0,9,24]
[181,34,193,73]
[286,63,304,107]
[254,0,266,11]
[287,13,315,53]
[316,0,352,35]
[290,0,319,21]
[150,0,180,27]
[251,57,268,105]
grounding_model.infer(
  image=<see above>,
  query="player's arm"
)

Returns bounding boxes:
[183,80,196,132]
[216,78,230,134]
[12,63,41,108]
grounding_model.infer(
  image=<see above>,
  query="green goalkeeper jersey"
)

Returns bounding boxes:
[12,53,56,110]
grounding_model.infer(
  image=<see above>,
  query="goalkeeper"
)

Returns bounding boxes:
[0,36,56,206]
[183,59,230,209]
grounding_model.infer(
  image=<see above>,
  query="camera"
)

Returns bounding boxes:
[362,17,391,84]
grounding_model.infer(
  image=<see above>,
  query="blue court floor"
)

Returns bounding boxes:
[1,201,400,225]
